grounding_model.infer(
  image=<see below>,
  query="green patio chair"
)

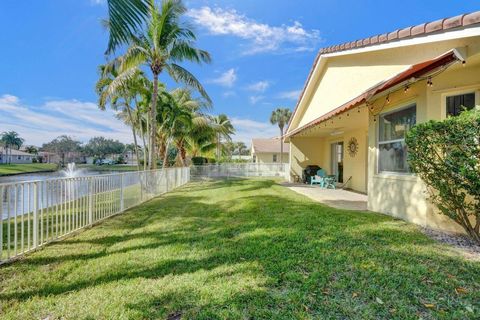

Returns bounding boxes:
[324,175,336,189]
[310,169,326,187]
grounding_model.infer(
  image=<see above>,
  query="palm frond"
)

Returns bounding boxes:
[166,63,212,105]
[106,0,149,54]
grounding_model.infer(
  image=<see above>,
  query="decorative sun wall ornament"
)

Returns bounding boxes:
[348,137,359,157]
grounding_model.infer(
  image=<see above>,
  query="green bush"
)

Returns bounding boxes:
[406,108,480,243]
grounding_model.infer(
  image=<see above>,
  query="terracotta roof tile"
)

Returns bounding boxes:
[318,11,480,56]
[464,11,480,25]
[444,14,465,29]
[411,23,426,36]
[398,27,412,38]
[425,18,445,33]
[285,11,480,135]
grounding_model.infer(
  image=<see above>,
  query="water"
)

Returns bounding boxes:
[0,164,130,219]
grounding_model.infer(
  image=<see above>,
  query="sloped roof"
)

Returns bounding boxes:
[252,139,289,154]
[320,12,480,55]
[286,11,480,135]
[0,147,34,156]
[286,49,461,138]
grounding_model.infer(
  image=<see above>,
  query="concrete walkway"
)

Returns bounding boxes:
[282,182,368,211]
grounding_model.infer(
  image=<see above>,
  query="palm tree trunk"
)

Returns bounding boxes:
[216,133,220,161]
[149,74,159,170]
[125,104,141,171]
[279,127,283,165]
[163,139,171,168]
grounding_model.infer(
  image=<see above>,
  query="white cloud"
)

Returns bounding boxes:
[187,7,320,54]
[0,94,132,146]
[231,118,279,145]
[278,89,302,100]
[89,0,105,5]
[223,90,236,98]
[208,68,237,87]
[247,81,270,93]
[249,95,264,105]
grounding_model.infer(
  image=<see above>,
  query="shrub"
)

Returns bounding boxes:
[406,108,480,243]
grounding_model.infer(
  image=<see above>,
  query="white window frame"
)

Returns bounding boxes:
[376,102,417,175]
[441,88,479,119]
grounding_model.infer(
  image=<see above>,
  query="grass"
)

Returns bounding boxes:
[78,164,140,172]
[0,179,478,319]
[0,163,58,176]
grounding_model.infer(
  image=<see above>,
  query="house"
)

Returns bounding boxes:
[251,138,289,163]
[0,147,35,164]
[285,11,480,234]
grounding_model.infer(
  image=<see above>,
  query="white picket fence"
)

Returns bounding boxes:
[0,167,190,264]
[190,163,289,180]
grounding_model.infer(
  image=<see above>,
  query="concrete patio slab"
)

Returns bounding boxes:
[281,182,368,211]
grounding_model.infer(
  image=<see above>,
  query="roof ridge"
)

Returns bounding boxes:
[320,11,480,55]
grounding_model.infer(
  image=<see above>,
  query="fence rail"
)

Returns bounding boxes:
[190,163,289,179]
[0,167,190,264]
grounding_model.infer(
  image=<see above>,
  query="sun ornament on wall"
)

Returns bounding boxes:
[347,137,359,157]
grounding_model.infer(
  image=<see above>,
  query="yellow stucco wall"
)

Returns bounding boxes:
[289,129,368,193]
[289,36,480,132]
[254,152,289,164]
[368,53,480,234]
[290,34,480,234]
[289,137,326,179]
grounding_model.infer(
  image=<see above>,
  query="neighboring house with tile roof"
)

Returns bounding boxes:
[251,138,289,164]
[0,147,35,164]
[284,11,480,234]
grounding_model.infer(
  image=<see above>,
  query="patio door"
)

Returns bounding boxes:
[331,142,344,183]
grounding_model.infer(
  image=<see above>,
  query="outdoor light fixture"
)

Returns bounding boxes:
[427,76,433,87]
[404,85,410,93]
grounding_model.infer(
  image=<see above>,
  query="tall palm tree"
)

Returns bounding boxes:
[96,60,151,171]
[270,108,292,164]
[121,0,211,169]
[0,131,24,164]
[211,114,235,161]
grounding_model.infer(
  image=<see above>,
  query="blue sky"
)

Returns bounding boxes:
[0,0,478,146]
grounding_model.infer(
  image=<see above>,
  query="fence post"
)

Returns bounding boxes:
[120,174,125,212]
[88,178,93,225]
[32,182,38,248]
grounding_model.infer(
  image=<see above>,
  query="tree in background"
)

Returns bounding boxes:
[211,114,235,161]
[270,108,292,164]
[84,137,125,160]
[118,0,211,169]
[24,146,38,155]
[0,131,25,164]
[236,142,248,155]
[41,135,82,166]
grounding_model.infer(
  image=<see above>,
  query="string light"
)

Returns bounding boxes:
[404,84,410,93]
[386,95,390,104]
[427,76,433,87]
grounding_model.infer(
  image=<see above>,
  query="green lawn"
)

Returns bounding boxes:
[0,163,58,176]
[0,179,478,319]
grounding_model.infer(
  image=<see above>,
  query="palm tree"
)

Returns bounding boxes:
[211,114,235,161]
[236,142,247,156]
[121,0,211,169]
[96,60,151,171]
[0,131,24,164]
[105,0,149,54]
[270,108,292,164]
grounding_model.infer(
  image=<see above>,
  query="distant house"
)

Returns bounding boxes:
[251,138,289,164]
[0,147,35,164]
